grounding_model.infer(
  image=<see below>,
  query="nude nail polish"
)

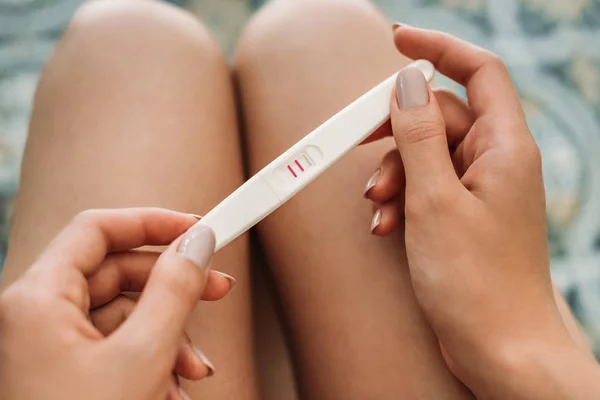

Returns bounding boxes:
[371,209,382,233]
[213,271,237,292]
[364,169,381,197]
[177,225,216,270]
[392,22,402,32]
[193,346,215,377]
[396,66,430,109]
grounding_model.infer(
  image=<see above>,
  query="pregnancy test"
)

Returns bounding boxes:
[197,60,435,251]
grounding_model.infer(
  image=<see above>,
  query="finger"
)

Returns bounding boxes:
[167,375,186,400]
[364,149,405,204]
[112,225,215,359]
[391,66,461,194]
[393,26,525,124]
[363,119,393,144]
[90,295,135,335]
[203,271,236,300]
[432,88,474,147]
[365,91,473,202]
[370,200,403,236]
[87,250,234,308]
[364,88,474,145]
[34,208,199,278]
[176,338,215,380]
[87,251,159,308]
[90,296,213,380]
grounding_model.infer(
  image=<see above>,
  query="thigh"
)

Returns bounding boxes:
[236,0,471,398]
[2,1,257,398]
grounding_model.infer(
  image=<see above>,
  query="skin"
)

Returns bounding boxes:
[365,25,600,399]
[0,0,598,398]
[235,0,471,398]
[0,208,230,400]
[0,1,258,399]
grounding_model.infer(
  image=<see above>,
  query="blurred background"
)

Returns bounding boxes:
[0,0,599,352]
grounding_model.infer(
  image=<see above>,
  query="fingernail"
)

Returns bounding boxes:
[179,388,192,400]
[392,22,402,32]
[177,225,216,270]
[364,169,381,197]
[214,271,237,293]
[193,346,215,377]
[396,66,430,109]
[371,209,382,233]
[188,213,203,220]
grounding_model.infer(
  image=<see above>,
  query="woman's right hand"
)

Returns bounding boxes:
[365,26,600,398]
[0,208,232,400]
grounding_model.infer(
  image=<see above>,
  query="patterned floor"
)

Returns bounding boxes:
[1,0,600,352]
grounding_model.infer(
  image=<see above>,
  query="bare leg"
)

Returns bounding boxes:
[1,1,257,398]
[235,0,471,398]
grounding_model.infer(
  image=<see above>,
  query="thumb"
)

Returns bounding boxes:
[391,66,458,194]
[110,224,215,358]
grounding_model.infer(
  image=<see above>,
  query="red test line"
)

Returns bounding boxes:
[287,165,298,178]
[295,159,304,172]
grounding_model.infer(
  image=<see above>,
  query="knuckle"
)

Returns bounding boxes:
[56,273,90,313]
[520,138,543,170]
[0,284,53,325]
[23,290,54,312]
[500,137,543,183]
[0,288,17,332]
[72,209,103,227]
[485,52,509,74]
[112,295,135,314]
[401,120,445,146]
[91,295,134,329]
[1,283,37,310]
[0,286,20,316]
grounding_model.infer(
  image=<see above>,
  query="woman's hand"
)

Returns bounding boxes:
[0,208,234,400]
[365,26,600,398]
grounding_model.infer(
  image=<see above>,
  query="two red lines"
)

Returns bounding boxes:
[287,160,304,178]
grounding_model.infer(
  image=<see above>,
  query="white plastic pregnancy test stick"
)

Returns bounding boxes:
[196,60,435,251]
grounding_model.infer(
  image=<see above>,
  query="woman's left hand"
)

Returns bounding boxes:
[0,208,233,400]
[363,26,600,399]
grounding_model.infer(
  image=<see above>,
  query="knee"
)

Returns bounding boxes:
[235,0,386,68]
[55,0,223,70]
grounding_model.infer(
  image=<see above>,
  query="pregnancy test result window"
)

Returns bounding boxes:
[283,153,314,178]
[275,146,322,185]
